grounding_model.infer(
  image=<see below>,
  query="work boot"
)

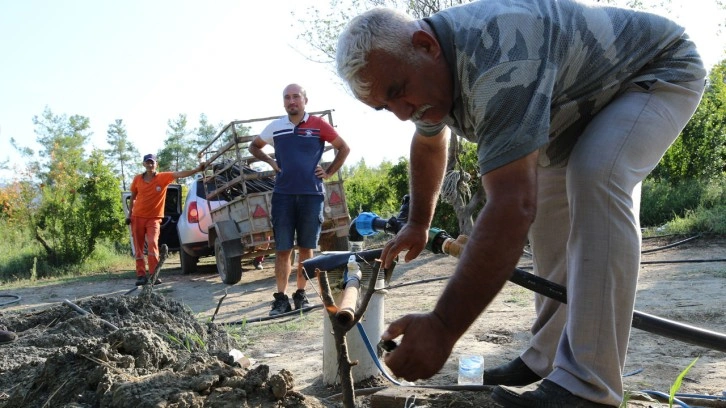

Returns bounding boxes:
[0,330,16,344]
[135,276,148,286]
[269,292,292,316]
[292,289,310,310]
[149,274,163,285]
[493,379,615,407]
[483,356,542,385]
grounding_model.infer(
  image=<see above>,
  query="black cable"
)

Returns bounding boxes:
[385,276,449,290]
[222,304,323,325]
[641,234,700,254]
[642,233,692,240]
[641,258,726,264]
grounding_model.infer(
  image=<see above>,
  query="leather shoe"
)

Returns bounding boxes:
[493,379,615,407]
[483,357,542,385]
[0,330,17,344]
[149,275,163,285]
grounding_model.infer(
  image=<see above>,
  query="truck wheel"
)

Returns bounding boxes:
[180,249,198,275]
[214,237,242,284]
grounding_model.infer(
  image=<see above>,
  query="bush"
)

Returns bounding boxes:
[0,221,47,282]
[664,205,726,235]
[0,231,132,283]
[75,239,133,275]
[641,179,703,227]
[641,177,726,230]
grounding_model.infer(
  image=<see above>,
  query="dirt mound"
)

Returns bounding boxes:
[0,290,324,408]
[1,236,725,407]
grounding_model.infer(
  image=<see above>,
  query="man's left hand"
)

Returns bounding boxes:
[381,312,456,381]
[380,222,428,269]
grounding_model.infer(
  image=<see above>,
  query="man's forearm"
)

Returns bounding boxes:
[324,145,350,176]
[128,194,135,217]
[432,151,539,339]
[432,200,530,338]
[408,131,447,227]
[249,144,277,169]
[173,163,204,179]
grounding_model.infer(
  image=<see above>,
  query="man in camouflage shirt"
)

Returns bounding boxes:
[336,1,706,406]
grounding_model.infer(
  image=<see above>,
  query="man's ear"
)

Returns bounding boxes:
[411,29,440,55]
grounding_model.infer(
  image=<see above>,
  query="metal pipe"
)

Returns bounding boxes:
[336,256,362,326]
[62,299,119,331]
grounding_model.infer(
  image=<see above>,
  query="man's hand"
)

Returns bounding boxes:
[125,217,132,225]
[381,312,457,381]
[315,165,328,179]
[380,222,429,269]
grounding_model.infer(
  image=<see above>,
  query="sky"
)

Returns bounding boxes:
[1,0,725,183]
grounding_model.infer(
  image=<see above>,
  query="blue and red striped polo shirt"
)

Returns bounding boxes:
[259,112,340,195]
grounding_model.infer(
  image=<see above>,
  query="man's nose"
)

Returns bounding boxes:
[387,100,411,121]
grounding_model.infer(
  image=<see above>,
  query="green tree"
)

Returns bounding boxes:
[195,113,220,152]
[3,137,43,252]
[157,113,197,175]
[344,159,401,218]
[652,60,726,183]
[387,156,410,205]
[32,107,90,186]
[104,119,138,190]
[0,177,37,230]
[438,139,482,236]
[79,150,126,243]
[30,108,123,267]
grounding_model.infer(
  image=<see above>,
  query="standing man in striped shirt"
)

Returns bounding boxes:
[249,83,350,316]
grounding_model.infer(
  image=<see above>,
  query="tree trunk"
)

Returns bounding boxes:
[446,134,478,235]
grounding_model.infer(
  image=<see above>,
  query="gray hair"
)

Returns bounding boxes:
[336,8,416,99]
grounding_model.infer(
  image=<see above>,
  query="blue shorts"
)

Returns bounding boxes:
[271,193,324,251]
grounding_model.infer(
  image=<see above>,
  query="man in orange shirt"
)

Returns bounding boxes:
[128,154,205,286]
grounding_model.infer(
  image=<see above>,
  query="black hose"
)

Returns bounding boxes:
[515,269,726,352]
[0,294,22,307]
[631,311,726,353]
[385,267,726,353]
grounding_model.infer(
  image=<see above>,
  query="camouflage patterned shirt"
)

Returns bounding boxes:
[416,0,706,173]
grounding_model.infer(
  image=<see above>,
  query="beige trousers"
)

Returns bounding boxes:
[521,78,705,406]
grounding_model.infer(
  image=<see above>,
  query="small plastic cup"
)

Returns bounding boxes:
[458,355,484,385]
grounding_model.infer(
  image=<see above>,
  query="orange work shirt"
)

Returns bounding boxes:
[130,172,176,218]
